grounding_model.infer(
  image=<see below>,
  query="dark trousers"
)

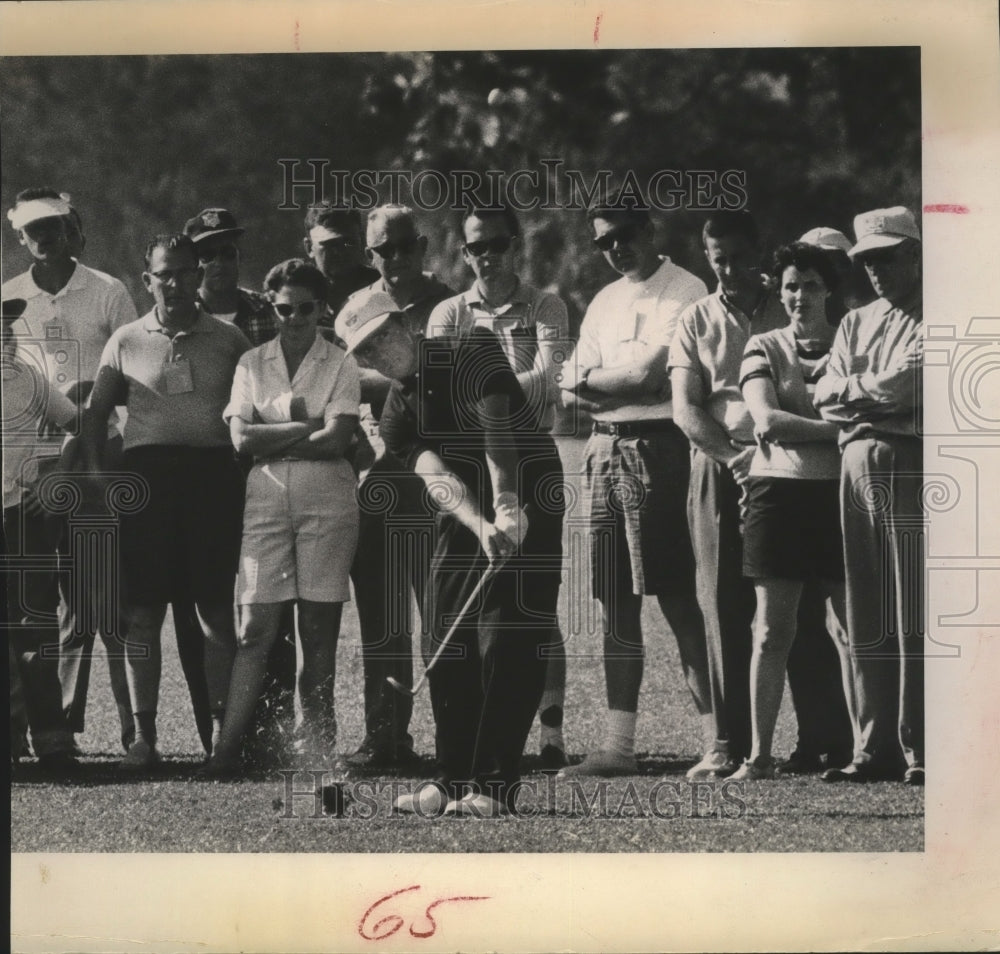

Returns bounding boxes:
[425,512,560,802]
[351,459,431,750]
[4,504,74,757]
[786,585,854,761]
[53,439,135,750]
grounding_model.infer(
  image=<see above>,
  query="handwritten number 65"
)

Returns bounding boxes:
[358,885,490,941]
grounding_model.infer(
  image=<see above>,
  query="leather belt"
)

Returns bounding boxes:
[592,419,676,439]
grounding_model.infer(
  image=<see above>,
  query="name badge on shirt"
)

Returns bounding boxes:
[621,312,648,343]
[164,357,194,395]
[849,354,870,374]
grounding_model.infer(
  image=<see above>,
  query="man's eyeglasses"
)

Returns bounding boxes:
[593,223,643,252]
[369,236,421,259]
[197,244,239,263]
[463,236,513,258]
[272,300,324,318]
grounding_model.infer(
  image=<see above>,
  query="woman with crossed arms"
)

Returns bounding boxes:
[731,242,860,780]
[202,259,360,776]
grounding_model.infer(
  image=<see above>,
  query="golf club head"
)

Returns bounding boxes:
[385,675,417,696]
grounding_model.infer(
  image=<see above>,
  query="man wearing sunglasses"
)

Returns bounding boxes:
[559,193,714,779]
[182,207,294,764]
[333,205,454,774]
[183,208,277,348]
[336,292,564,816]
[426,203,571,770]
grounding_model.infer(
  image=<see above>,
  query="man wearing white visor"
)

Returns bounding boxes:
[3,188,139,755]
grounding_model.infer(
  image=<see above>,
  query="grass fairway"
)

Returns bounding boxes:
[11,437,923,853]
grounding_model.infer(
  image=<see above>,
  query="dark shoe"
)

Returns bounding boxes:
[903,765,925,787]
[342,742,421,775]
[821,761,898,783]
[778,750,823,775]
[119,738,161,772]
[539,744,568,772]
[196,755,243,780]
[37,752,82,776]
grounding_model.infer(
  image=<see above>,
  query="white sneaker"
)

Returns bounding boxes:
[557,749,637,778]
[685,750,737,780]
[444,792,509,818]
[392,782,448,816]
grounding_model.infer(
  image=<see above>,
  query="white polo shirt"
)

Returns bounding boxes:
[224,332,360,430]
[2,351,77,509]
[3,262,139,393]
[563,257,707,422]
[3,261,139,449]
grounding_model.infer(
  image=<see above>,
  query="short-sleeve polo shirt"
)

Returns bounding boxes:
[98,307,251,450]
[426,279,570,429]
[669,288,787,442]
[224,332,360,428]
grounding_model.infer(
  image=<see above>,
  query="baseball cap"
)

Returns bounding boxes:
[849,206,921,258]
[7,196,72,231]
[183,208,245,243]
[799,227,853,254]
[1,297,28,322]
[335,290,401,354]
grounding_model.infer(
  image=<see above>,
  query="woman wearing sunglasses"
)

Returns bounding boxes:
[202,258,361,776]
[732,242,859,780]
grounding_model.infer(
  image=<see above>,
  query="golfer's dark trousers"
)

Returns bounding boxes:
[425,510,561,805]
[351,457,431,752]
[4,503,75,757]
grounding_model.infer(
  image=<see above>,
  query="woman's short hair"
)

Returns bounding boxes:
[263,258,329,300]
[770,242,840,291]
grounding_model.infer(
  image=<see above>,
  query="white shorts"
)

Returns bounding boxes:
[238,459,359,604]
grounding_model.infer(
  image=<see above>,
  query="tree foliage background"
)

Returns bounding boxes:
[1,49,920,330]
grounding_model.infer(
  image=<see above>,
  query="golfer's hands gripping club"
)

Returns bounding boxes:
[481,493,530,566]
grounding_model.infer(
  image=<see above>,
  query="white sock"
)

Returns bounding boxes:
[605,709,637,758]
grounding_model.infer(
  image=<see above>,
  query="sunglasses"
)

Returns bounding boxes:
[369,236,421,259]
[272,299,323,318]
[464,236,513,258]
[197,244,239,263]
[593,223,643,252]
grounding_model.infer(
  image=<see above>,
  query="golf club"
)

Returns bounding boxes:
[386,563,499,697]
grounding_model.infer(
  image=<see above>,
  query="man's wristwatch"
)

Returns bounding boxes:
[579,367,592,391]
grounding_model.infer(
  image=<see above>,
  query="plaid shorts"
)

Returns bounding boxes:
[584,423,696,600]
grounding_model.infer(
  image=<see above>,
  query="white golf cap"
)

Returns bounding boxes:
[850,206,921,258]
[799,227,853,254]
[335,290,400,353]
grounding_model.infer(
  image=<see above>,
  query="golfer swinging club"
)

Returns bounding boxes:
[336,290,565,818]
